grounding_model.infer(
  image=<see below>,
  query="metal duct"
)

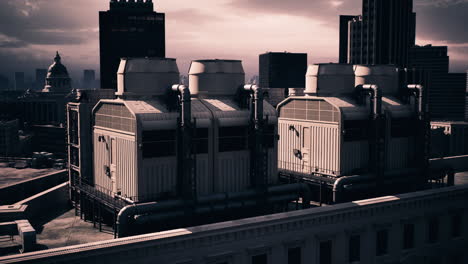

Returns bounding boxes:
[355,84,385,193]
[172,84,196,200]
[117,183,311,237]
[243,84,268,190]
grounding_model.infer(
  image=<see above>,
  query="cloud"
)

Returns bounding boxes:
[229,0,361,23]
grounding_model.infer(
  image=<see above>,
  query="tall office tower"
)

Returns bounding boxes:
[259,52,307,106]
[340,0,416,67]
[35,69,47,91]
[0,75,8,91]
[409,45,449,74]
[83,69,96,89]
[409,45,465,121]
[338,15,359,64]
[466,70,468,121]
[99,0,165,90]
[14,72,25,91]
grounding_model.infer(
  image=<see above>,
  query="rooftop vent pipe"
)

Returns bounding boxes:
[172,84,196,200]
[243,84,268,190]
[355,84,385,191]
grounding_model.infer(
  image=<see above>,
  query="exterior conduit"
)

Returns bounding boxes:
[332,168,421,203]
[243,84,268,189]
[117,183,311,237]
[172,84,196,200]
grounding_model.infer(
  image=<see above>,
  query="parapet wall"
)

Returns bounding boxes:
[0,170,67,205]
[1,185,467,264]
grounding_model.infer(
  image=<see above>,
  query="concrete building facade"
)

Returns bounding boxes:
[2,185,467,264]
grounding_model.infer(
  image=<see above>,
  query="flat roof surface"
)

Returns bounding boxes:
[0,166,59,189]
[35,209,114,250]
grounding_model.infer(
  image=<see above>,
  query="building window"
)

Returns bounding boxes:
[451,213,462,238]
[193,128,209,154]
[251,253,267,264]
[427,217,439,243]
[288,247,301,264]
[403,223,415,249]
[142,130,176,158]
[219,126,248,152]
[319,240,332,264]
[376,229,388,256]
[348,235,360,262]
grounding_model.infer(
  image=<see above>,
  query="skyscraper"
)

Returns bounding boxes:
[259,52,307,106]
[409,45,465,121]
[83,69,96,89]
[35,69,47,91]
[99,0,165,90]
[14,72,25,91]
[340,0,416,67]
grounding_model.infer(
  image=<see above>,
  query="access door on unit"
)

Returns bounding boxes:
[110,137,118,194]
[302,127,311,174]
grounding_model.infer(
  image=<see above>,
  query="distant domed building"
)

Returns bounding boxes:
[43,51,72,93]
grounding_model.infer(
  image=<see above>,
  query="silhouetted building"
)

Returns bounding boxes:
[466,70,468,121]
[259,52,307,106]
[14,72,25,91]
[34,69,47,91]
[0,119,19,157]
[409,45,449,74]
[99,0,165,90]
[409,45,465,121]
[430,73,467,121]
[83,69,96,89]
[0,74,9,91]
[43,52,72,93]
[340,0,416,67]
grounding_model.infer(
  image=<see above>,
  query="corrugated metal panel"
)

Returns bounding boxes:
[341,141,369,175]
[215,151,250,193]
[278,121,304,174]
[278,120,340,176]
[195,155,212,196]
[141,157,177,201]
[116,137,137,199]
[386,138,413,170]
[309,123,340,175]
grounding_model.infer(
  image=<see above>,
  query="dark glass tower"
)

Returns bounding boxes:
[99,0,165,90]
[339,0,416,67]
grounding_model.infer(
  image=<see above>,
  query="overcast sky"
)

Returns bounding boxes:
[0,0,467,83]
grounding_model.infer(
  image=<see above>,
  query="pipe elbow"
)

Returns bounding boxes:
[243,84,260,92]
[172,84,191,100]
[117,204,136,225]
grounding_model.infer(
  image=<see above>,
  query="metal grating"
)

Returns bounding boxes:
[280,99,340,123]
[95,103,136,133]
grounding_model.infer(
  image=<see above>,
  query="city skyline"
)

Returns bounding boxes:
[0,0,467,81]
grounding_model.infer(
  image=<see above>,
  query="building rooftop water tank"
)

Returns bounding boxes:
[189,59,245,97]
[354,65,398,95]
[116,57,179,98]
[305,64,355,96]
